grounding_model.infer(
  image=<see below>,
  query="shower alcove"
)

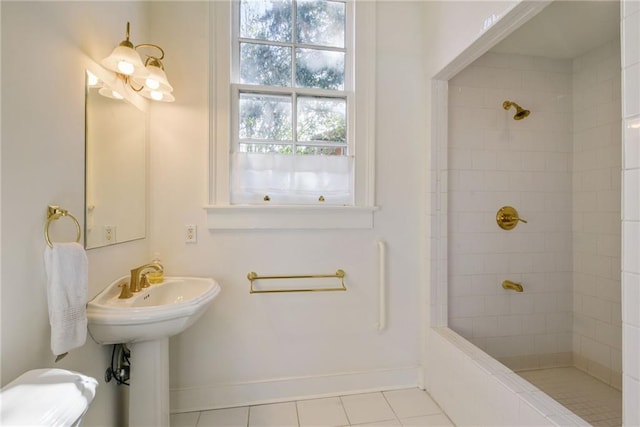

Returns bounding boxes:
[441,1,622,425]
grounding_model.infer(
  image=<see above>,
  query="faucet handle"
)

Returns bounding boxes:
[140,274,150,289]
[118,281,133,299]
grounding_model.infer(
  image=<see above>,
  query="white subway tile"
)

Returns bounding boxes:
[534,56,572,75]
[448,148,472,170]
[623,1,640,18]
[469,274,497,295]
[574,313,597,338]
[596,319,623,349]
[623,221,640,274]
[449,295,486,318]
[623,63,640,117]
[622,272,640,327]
[598,100,622,126]
[473,316,499,338]
[624,115,640,169]
[573,190,598,212]
[534,334,558,354]
[582,295,614,323]
[449,85,486,108]
[623,12,640,66]
[624,375,640,426]
[449,317,474,338]
[495,315,523,337]
[597,189,622,213]
[624,324,640,380]
[510,294,535,315]
[597,54,622,84]
[486,335,534,358]
[624,169,640,220]
[581,336,612,367]
[556,332,573,352]
[474,52,512,69]
[521,151,546,171]
[471,149,498,170]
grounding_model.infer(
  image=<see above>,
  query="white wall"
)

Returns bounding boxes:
[144,1,427,411]
[621,0,640,424]
[1,0,427,421]
[0,3,151,425]
[447,51,574,371]
[572,40,622,389]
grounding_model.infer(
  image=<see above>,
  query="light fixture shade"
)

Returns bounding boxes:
[98,86,125,100]
[139,87,175,103]
[101,44,149,78]
[132,63,173,93]
[86,70,101,88]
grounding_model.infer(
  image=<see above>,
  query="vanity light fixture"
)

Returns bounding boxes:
[101,22,174,102]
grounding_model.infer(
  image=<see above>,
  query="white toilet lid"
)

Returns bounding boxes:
[1,368,98,426]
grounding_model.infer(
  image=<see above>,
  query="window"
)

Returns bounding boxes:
[208,0,375,228]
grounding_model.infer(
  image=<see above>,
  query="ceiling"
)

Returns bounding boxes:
[491,1,620,59]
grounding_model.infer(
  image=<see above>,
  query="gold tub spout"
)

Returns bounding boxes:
[502,280,523,292]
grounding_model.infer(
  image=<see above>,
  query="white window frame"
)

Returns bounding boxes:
[206,0,376,229]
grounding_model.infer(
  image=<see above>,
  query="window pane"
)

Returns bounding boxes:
[239,93,292,141]
[239,143,293,154]
[295,48,344,90]
[297,96,346,143]
[296,145,345,155]
[296,0,345,48]
[240,43,292,87]
[240,0,292,42]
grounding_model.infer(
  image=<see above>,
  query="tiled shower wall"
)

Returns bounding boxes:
[572,40,622,390]
[448,46,624,375]
[447,52,574,369]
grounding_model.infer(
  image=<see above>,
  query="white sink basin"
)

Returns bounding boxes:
[87,276,221,345]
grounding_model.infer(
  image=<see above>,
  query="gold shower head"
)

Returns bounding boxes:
[503,100,530,120]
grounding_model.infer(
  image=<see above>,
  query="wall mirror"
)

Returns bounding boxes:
[85,70,147,249]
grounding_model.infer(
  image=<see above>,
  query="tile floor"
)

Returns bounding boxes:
[170,388,455,427]
[518,367,622,427]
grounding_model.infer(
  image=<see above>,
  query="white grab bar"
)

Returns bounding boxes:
[377,240,387,331]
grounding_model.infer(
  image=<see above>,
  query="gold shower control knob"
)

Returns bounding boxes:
[496,206,527,230]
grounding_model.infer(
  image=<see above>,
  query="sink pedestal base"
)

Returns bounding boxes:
[129,338,170,427]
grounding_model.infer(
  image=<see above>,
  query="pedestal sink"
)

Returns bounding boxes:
[87,276,221,427]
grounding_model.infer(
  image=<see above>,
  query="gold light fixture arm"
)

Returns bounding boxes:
[496,206,527,230]
[119,22,134,49]
[135,44,165,61]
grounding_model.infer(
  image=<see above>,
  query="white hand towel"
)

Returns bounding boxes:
[44,242,89,357]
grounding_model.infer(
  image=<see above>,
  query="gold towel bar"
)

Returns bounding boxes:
[44,205,81,248]
[248,269,347,294]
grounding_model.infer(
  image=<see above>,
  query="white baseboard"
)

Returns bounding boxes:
[170,365,420,413]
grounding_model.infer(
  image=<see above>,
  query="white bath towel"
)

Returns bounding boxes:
[44,242,89,357]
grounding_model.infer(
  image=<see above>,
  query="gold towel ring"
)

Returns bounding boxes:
[44,205,81,248]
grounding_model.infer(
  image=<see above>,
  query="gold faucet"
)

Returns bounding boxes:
[502,280,524,292]
[118,261,164,299]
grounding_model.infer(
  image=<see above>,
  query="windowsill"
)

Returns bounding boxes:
[204,205,378,230]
